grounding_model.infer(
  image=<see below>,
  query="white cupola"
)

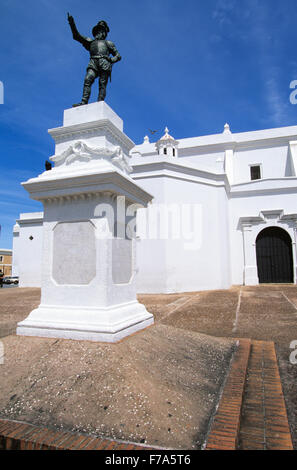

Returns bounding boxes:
[155,127,179,157]
[223,123,232,134]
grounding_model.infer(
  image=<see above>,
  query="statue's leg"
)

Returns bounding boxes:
[98,71,109,102]
[81,69,97,104]
[73,69,97,107]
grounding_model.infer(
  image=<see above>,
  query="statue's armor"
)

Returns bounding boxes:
[87,40,114,73]
[89,39,110,57]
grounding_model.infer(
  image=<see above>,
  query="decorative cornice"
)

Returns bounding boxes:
[230,177,297,197]
[22,171,153,207]
[16,216,44,225]
[41,191,120,206]
[48,119,134,152]
[131,159,227,186]
[239,210,297,228]
[133,127,297,159]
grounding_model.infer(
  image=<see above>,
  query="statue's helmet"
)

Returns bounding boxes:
[92,20,110,37]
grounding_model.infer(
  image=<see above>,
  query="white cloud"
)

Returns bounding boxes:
[264,75,291,125]
[212,0,236,25]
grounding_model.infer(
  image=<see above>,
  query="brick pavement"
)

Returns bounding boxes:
[205,338,293,450]
[0,418,158,450]
[238,340,293,450]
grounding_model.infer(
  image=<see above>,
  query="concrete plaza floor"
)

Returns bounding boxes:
[0,285,297,448]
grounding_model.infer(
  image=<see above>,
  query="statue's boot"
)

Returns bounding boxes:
[72,80,92,107]
[72,101,87,108]
[97,93,105,102]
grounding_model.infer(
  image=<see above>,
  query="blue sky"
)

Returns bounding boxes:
[1,0,297,248]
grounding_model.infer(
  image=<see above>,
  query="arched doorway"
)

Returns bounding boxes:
[256,227,293,283]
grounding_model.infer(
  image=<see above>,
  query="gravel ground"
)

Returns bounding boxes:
[0,288,234,449]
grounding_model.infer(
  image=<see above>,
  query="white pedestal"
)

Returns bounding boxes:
[17,102,154,342]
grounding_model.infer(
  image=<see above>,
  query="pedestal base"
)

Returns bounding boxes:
[17,301,154,343]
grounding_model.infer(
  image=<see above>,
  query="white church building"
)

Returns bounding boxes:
[12,105,297,294]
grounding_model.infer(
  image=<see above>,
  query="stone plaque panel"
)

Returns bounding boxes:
[52,221,96,285]
[112,239,132,284]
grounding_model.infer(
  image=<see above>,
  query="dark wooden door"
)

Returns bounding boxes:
[256,227,293,283]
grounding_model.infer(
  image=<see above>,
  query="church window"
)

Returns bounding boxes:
[250,165,261,180]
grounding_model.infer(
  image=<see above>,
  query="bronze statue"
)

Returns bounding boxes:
[67,13,121,107]
[45,160,52,171]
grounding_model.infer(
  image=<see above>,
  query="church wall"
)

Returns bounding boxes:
[233,144,290,184]
[133,175,169,293]
[16,214,43,287]
[134,174,231,293]
[178,151,225,173]
[163,179,231,293]
[12,225,20,277]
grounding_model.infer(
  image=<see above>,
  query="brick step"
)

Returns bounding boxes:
[0,419,158,450]
[238,340,293,450]
[205,338,293,450]
[204,338,251,450]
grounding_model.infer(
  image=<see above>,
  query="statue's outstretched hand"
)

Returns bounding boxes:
[67,12,75,25]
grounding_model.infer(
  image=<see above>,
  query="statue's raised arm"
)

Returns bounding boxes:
[67,13,91,51]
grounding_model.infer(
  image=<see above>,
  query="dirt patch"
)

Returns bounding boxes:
[137,293,194,323]
[159,288,240,337]
[0,288,40,338]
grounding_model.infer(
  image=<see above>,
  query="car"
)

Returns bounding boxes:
[3,276,19,285]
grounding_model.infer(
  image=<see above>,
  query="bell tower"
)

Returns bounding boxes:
[155,127,179,157]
